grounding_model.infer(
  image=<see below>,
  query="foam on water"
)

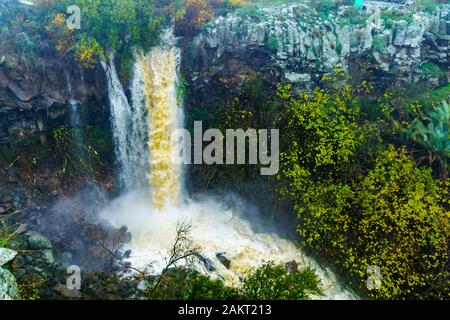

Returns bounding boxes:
[100,191,356,300]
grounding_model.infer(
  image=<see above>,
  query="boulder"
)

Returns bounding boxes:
[26,231,52,250]
[216,252,231,269]
[200,256,216,272]
[42,249,55,265]
[0,248,19,300]
[0,248,17,267]
[0,267,19,300]
[285,260,299,274]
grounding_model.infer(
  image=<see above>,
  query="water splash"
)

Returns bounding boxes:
[101,191,356,300]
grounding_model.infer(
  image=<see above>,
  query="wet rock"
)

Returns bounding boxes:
[201,256,216,272]
[285,260,299,274]
[0,248,17,267]
[216,252,231,269]
[0,267,19,300]
[0,33,107,146]
[26,231,52,250]
[123,250,132,259]
[284,72,311,84]
[42,249,55,265]
[0,248,19,300]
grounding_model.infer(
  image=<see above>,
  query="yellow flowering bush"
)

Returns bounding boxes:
[74,36,106,69]
[298,147,449,299]
[276,85,450,299]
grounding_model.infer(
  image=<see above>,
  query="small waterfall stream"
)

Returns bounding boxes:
[65,71,87,164]
[66,71,82,130]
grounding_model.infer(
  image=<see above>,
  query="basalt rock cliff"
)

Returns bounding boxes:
[186,3,450,97]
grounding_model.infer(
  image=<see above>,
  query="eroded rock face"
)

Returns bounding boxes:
[187,3,449,91]
[0,53,108,145]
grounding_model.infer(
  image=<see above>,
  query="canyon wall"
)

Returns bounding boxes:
[186,3,449,94]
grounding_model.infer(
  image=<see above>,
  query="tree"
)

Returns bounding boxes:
[147,220,201,299]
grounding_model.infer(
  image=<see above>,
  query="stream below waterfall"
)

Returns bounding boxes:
[100,191,356,300]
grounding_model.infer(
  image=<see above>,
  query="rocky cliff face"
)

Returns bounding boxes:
[0,52,107,145]
[1,3,449,146]
[187,3,450,91]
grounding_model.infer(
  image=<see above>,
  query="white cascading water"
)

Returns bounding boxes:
[65,71,86,162]
[101,56,149,190]
[101,33,355,300]
[66,71,81,130]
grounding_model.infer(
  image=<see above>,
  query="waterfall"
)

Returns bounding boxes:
[138,46,182,209]
[101,34,354,300]
[102,32,182,207]
[101,55,149,191]
[65,71,81,129]
[129,57,150,187]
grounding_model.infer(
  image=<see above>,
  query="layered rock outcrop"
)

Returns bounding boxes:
[187,3,450,90]
[0,53,107,144]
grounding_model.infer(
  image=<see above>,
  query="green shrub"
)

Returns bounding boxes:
[84,125,113,154]
[294,147,450,299]
[240,262,323,300]
[52,126,105,177]
[74,35,106,69]
[275,83,450,299]
[373,34,387,53]
[398,100,450,179]
[382,11,415,29]
[148,268,239,300]
[309,0,338,20]
[267,36,279,51]
[31,0,171,70]
[421,63,444,77]
[422,84,450,106]
[335,41,343,54]
[275,83,380,185]
[148,262,323,300]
